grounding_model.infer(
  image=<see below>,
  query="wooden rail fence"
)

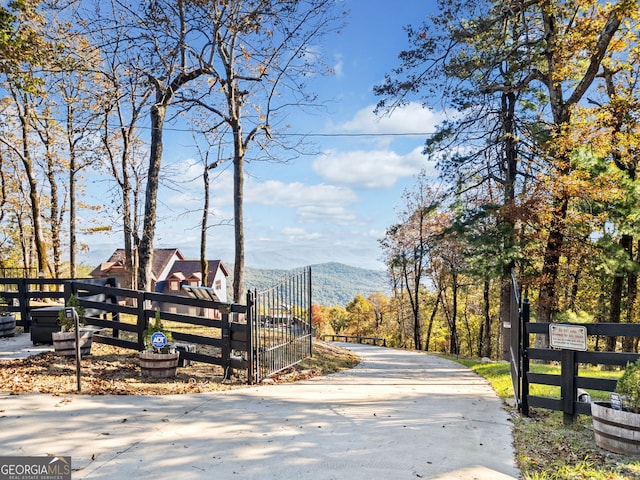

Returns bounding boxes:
[0,272,313,384]
[321,334,387,347]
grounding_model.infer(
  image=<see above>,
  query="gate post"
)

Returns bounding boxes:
[561,348,578,425]
[135,290,147,350]
[221,306,232,380]
[18,279,29,331]
[521,298,530,417]
[246,292,255,384]
[308,266,313,357]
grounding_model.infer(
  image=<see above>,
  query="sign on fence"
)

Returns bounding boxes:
[549,324,587,351]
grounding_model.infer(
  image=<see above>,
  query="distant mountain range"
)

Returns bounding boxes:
[228,262,390,306]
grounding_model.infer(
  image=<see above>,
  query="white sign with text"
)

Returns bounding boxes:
[549,324,588,351]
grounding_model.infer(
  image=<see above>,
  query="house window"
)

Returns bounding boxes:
[170,280,180,291]
[215,280,222,290]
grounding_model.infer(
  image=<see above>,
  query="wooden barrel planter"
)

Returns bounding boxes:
[592,401,640,455]
[139,351,180,378]
[0,314,16,337]
[51,330,94,357]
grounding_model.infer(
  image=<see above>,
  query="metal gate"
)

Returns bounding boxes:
[250,267,313,383]
[509,271,523,410]
[509,271,640,421]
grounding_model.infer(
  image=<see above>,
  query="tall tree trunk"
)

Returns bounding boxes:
[69,157,76,279]
[607,234,632,351]
[67,106,76,279]
[499,90,517,360]
[624,239,639,352]
[43,139,61,278]
[16,101,51,277]
[122,178,135,290]
[232,120,245,303]
[424,288,441,351]
[201,162,210,287]
[569,266,581,312]
[138,100,166,291]
[537,196,569,327]
[536,0,625,328]
[449,272,459,355]
[482,277,492,358]
[403,257,423,351]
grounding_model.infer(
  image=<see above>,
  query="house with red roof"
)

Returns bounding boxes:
[90,249,228,309]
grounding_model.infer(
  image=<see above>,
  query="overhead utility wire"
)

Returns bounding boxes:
[0,111,440,137]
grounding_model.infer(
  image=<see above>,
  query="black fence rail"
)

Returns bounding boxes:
[251,267,313,383]
[0,277,67,327]
[1,272,315,384]
[510,276,640,423]
[321,334,387,347]
[522,319,640,423]
[0,277,252,381]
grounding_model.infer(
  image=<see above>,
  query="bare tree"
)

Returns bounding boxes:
[69,0,343,296]
[92,20,153,289]
[0,84,53,276]
[191,129,230,287]
[380,173,444,350]
[181,0,345,301]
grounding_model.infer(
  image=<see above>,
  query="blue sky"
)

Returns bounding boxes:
[78,1,445,272]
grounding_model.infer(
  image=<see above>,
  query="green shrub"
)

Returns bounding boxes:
[143,309,173,351]
[616,358,640,413]
[57,295,86,331]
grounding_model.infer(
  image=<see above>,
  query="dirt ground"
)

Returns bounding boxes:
[0,339,356,396]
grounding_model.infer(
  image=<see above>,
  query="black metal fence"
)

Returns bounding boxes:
[250,267,313,383]
[0,271,313,384]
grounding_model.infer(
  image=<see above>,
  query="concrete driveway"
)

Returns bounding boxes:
[0,343,519,479]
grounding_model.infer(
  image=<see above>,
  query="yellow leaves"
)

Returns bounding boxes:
[83,226,112,234]
[77,202,102,212]
[0,344,245,395]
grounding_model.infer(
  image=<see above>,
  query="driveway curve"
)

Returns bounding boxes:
[0,343,519,479]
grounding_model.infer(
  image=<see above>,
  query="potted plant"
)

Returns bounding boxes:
[592,358,640,455]
[0,296,16,337]
[52,295,94,356]
[139,309,180,378]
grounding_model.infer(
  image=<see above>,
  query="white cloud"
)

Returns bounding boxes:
[281,227,323,240]
[296,205,359,224]
[313,146,434,189]
[165,191,201,207]
[336,101,445,135]
[311,102,445,189]
[246,179,357,207]
[333,53,344,78]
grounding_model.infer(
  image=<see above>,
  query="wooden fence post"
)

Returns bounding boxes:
[136,290,147,350]
[561,348,578,425]
[17,279,29,331]
[221,305,232,380]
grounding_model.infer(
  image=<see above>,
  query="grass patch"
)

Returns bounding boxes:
[255,340,360,383]
[299,340,360,375]
[451,357,640,479]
